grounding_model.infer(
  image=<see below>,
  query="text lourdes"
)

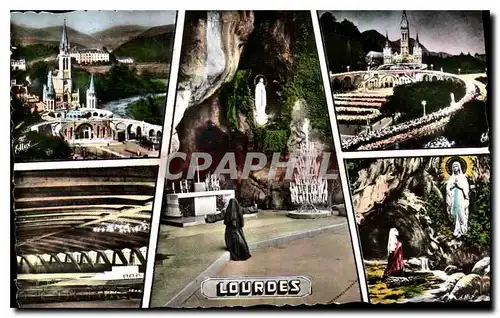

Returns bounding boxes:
[216,279,301,297]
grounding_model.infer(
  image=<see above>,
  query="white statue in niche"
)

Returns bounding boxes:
[446,161,470,237]
[254,77,268,126]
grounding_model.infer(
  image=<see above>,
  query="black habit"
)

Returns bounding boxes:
[206,198,251,261]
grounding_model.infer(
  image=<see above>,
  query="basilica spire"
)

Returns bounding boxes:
[59,19,70,53]
[86,73,97,109]
[401,10,409,29]
[88,73,95,93]
[400,10,410,56]
[47,70,54,94]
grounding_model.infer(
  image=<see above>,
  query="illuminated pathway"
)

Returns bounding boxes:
[330,70,482,150]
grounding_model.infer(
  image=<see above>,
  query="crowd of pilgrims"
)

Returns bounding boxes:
[423,136,456,148]
[341,79,478,151]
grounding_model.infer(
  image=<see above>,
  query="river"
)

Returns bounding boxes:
[98,93,166,119]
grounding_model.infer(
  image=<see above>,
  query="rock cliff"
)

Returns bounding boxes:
[352,156,490,266]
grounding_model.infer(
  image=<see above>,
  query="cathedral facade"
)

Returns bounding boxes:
[382,11,423,65]
[42,20,98,111]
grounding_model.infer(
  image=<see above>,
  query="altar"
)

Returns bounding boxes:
[165,189,235,218]
[162,170,236,227]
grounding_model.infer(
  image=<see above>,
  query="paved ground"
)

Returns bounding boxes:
[182,230,361,307]
[103,142,159,157]
[459,73,487,101]
[150,211,360,307]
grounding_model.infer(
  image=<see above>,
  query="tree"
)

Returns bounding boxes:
[444,100,489,147]
[14,131,73,162]
[382,81,465,122]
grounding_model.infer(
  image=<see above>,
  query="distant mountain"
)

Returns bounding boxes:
[135,24,175,37]
[10,23,167,51]
[91,25,148,49]
[11,23,100,48]
[427,51,453,58]
[320,13,482,73]
[361,29,436,56]
[112,25,174,63]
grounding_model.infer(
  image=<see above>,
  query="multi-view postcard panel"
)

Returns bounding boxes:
[319,11,489,151]
[149,11,362,307]
[11,11,176,162]
[10,10,492,310]
[346,155,491,304]
[14,166,158,308]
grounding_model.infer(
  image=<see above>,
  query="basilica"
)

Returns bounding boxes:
[42,20,96,111]
[379,11,423,66]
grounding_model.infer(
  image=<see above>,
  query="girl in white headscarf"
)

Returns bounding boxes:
[383,228,405,279]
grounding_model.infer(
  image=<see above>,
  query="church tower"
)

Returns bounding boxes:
[413,31,422,64]
[86,74,97,109]
[58,19,72,104]
[400,11,410,57]
[43,70,55,111]
[383,31,393,65]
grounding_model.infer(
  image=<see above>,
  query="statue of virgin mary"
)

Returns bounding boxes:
[446,161,470,237]
[254,77,268,126]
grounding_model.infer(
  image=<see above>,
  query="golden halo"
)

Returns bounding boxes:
[441,156,474,179]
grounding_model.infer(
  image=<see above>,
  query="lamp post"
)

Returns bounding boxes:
[347,65,350,72]
[458,68,461,75]
[431,64,434,71]
[421,100,427,117]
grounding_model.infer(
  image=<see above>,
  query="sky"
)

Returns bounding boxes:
[11,11,177,34]
[321,11,486,55]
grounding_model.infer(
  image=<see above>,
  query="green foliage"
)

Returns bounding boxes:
[382,81,466,122]
[127,95,165,125]
[444,100,489,147]
[10,95,42,134]
[72,64,165,104]
[464,180,491,247]
[281,14,332,144]
[254,127,288,154]
[13,61,56,96]
[141,70,169,79]
[139,136,154,150]
[425,54,486,74]
[223,70,254,130]
[346,161,361,188]
[426,186,453,239]
[113,32,173,63]
[291,53,332,143]
[319,13,367,72]
[346,159,377,189]
[12,44,58,61]
[14,131,73,162]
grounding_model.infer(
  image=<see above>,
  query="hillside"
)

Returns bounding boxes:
[112,25,174,63]
[11,23,100,48]
[319,12,455,72]
[361,29,431,55]
[91,25,148,49]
